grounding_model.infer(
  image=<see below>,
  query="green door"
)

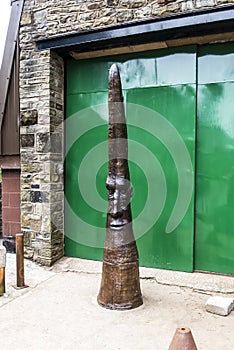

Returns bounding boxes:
[65,42,234,274]
[65,46,196,272]
[195,43,234,274]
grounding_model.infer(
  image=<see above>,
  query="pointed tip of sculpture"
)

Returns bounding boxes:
[108,63,123,103]
[110,63,118,73]
[109,63,120,80]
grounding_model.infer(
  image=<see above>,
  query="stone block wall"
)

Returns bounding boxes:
[20,50,64,265]
[20,3,64,264]
[22,0,233,39]
[19,0,234,265]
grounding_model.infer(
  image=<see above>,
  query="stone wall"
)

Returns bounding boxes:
[19,0,234,265]
[20,2,64,264]
[20,49,64,265]
[22,0,233,39]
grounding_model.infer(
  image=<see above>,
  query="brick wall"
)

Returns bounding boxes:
[2,170,21,237]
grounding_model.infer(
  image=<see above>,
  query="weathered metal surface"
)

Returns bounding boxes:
[168,327,198,350]
[15,233,28,289]
[97,64,143,310]
[0,268,5,296]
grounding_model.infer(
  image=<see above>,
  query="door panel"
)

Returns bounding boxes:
[195,43,234,274]
[65,47,196,271]
[126,85,195,271]
[65,42,234,274]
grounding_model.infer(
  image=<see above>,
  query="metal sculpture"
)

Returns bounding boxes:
[168,327,198,350]
[97,64,143,310]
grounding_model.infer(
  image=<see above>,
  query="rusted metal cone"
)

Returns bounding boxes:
[168,327,198,350]
[97,64,143,310]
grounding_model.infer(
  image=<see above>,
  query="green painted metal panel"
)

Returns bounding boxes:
[195,43,234,274]
[126,86,195,271]
[65,46,196,271]
[66,45,196,95]
[198,43,234,84]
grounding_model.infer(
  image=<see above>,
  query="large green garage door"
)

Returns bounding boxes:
[65,46,196,272]
[65,42,234,274]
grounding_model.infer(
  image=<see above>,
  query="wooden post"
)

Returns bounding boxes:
[15,233,28,289]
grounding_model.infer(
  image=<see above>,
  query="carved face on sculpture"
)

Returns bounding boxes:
[106,174,133,228]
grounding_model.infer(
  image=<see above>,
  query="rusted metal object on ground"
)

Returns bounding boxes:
[168,327,198,350]
[0,268,5,296]
[0,240,6,296]
[97,64,143,310]
[15,233,28,289]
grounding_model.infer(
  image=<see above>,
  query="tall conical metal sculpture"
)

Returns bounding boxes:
[97,64,143,310]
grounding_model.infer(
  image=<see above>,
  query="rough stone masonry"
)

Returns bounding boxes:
[19,0,234,265]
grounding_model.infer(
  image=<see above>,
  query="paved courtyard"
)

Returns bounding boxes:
[0,254,234,349]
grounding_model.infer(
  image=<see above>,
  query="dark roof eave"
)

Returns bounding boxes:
[37,5,234,55]
[0,0,24,132]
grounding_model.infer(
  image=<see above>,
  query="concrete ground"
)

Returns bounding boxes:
[1,254,234,350]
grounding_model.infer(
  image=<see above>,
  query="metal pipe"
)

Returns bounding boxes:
[15,233,27,289]
[0,268,5,296]
[0,239,6,296]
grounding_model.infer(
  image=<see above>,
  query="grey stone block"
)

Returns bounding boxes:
[206,296,234,316]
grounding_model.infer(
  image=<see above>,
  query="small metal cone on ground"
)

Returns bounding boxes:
[168,327,198,350]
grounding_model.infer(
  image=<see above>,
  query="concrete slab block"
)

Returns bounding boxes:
[206,296,234,316]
